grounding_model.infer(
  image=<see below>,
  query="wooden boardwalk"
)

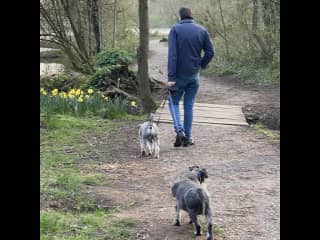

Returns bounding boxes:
[154,102,248,126]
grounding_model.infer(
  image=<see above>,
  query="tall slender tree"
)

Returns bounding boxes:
[137,0,156,113]
[112,0,117,48]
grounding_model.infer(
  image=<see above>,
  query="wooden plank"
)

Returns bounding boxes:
[155,116,246,122]
[155,113,244,119]
[155,114,248,123]
[154,113,244,120]
[156,109,243,116]
[159,106,242,113]
[155,110,244,118]
[157,120,245,127]
[157,118,248,126]
[154,102,248,126]
[157,107,243,113]
[161,101,243,109]
[158,105,242,112]
[154,117,246,123]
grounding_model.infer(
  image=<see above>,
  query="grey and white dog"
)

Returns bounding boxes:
[171,165,213,240]
[138,117,160,158]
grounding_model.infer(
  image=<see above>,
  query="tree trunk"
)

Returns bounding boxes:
[87,0,93,56]
[112,0,117,48]
[252,0,258,33]
[217,0,230,59]
[60,0,91,64]
[99,0,103,49]
[137,0,156,113]
[252,0,273,64]
[92,0,101,53]
[261,0,276,62]
[41,0,94,74]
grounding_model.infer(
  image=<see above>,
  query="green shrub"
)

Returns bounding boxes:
[204,57,279,86]
[81,67,113,92]
[94,48,132,68]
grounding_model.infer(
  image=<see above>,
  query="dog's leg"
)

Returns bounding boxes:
[155,144,159,158]
[140,145,147,157]
[151,141,155,156]
[140,143,147,157]
[174,203,181,226]
[140,135,147,157]
[189,211,202,236]
[146,142,152,156]
[205,205,214,240]
[154,138,160,158]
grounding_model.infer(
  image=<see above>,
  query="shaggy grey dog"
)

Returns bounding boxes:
[138,121,160,158]
[171,165,213,240]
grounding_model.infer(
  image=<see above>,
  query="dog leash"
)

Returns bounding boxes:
[154,86,180,128]
[167,89,180,131]
[154,88,169,126]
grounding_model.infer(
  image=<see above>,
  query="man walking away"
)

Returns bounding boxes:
[167,7,214,147]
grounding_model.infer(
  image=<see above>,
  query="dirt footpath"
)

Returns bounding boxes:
[84,39,280,240]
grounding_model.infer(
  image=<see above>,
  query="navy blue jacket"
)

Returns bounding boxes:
[167,19,214,82]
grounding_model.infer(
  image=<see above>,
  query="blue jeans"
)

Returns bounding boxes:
[168,73,199,139]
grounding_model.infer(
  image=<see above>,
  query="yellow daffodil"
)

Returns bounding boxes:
[85,95,90,99]
[69,89,76,95]
[88,88,94,94]
[42,90,47,96]
[104,96,109,101]
[51,89,58,96]
[78,97,83,102]
[40,88,45,93]
[60,92,67,99]
[75,89,81,96]
[68,93,75,99]
[131,101,137,107]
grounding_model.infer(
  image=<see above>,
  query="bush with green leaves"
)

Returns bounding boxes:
[94,48,133,68]
[82,60,138,94]
[204,57,279,86]
[81,67,113,92]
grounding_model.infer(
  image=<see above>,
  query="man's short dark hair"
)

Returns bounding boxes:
[179,7,192,20]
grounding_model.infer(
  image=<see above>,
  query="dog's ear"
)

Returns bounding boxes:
[189,165,199,171]
[197,169,208,183]
[201,168,208,178]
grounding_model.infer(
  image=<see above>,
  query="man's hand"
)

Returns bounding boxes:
[167,81,178,93]
[167,81,176,87]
